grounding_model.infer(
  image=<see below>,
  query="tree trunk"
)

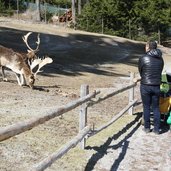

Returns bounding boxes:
[158,27,161,45]
[72,0,76,27]
[35,0,41,21]
[78,0,81,15]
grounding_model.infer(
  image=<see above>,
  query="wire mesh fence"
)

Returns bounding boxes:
[0,2,69,24]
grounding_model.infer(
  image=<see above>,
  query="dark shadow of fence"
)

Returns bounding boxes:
[84,112,142,171]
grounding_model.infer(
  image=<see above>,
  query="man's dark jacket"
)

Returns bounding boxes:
[138,49,164,85]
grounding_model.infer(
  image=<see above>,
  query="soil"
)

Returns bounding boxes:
[0,17,171,171]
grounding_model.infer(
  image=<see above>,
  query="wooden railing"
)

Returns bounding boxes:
[0,90,100,142]
[0,72,138,171]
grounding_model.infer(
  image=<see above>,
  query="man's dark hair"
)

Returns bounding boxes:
[147,41,157,49]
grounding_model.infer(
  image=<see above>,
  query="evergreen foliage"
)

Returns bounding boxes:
[0,0,171,42]
[0,0,5,12]
[77,0,171,42]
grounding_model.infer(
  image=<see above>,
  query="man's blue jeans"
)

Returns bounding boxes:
[140,84,161,132]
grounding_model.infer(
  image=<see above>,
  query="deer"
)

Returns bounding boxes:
[0,32,53,88]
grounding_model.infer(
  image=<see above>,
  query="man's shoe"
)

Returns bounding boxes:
[152,129,160,135]
[143,128,150,133]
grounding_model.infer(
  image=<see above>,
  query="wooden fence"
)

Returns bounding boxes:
[0,72,138,171]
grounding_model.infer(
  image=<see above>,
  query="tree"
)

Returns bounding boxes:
[78,0,81,15]
[35,0,41,21]
[0,0,5,12]
[134,0,171,41]
[78,0,171,42]
[72,0,76,26]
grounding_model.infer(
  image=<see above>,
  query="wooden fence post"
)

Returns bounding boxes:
[79,84,89,149]
[128,72,135,115]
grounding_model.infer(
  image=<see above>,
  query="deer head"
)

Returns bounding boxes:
[27,56,53,89]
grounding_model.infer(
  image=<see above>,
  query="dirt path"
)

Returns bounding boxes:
[0,17,171,171]
[87,116,171,171]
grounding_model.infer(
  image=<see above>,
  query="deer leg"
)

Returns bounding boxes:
[20,74,26,86]
[14,73,26,86]
[1,66,8,81]
[14,73,22,86]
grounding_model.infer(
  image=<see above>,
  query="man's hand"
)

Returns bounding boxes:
[133,77,141,83]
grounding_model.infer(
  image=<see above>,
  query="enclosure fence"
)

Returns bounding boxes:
[0,72,139,171]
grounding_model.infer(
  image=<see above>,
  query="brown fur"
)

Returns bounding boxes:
[0,45,35,88]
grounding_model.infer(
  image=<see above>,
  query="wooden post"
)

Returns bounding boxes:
[79,84,89,149]
[128,72,135,115]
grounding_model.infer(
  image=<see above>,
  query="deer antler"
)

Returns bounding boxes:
[22,32,40,52]
[31,56,53,75]
[30,58,42,70]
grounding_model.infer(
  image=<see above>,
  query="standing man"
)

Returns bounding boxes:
[137,41,164,134]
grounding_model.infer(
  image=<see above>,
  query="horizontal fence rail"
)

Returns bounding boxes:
[31,126,91,171]
[87,82,136,107]
[0,90,100,142]
[89,99,137,137]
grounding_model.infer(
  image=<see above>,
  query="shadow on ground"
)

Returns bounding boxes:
[84,112,142,171]
[0,27,144,77]
[84,112,171,171]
